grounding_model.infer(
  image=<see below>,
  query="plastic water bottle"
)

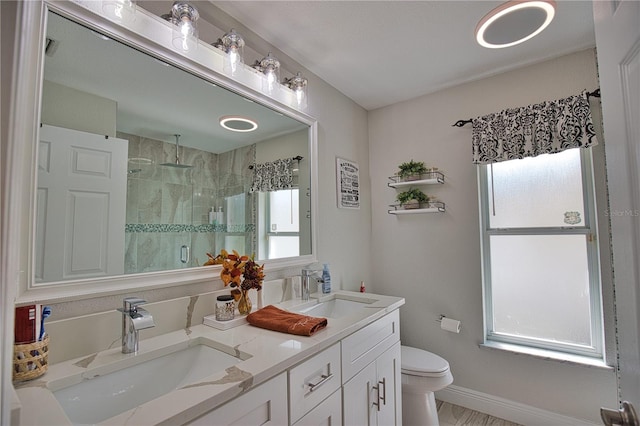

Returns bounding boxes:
[322,264,331,294]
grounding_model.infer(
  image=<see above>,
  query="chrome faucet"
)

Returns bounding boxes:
[118,297,155,354]
[301,268,323,301]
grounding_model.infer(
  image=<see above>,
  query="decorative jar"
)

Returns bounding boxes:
[215,295,235,321]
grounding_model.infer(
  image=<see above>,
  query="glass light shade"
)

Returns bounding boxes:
[102,0,136,23]
[259,53,280,95]
[285,72,308,109]
[171,2,199,52]
[221,29,245,76]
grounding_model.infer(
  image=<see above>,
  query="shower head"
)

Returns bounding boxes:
[160,134,192,168]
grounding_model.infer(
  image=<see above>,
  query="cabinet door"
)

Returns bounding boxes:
[186,373,288,425]
[375,343,402,426]
[294,388,342,426]
[343,362,377,426]
[341,310,400,382]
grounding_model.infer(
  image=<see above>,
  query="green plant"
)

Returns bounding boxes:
[397,160,428,178]
[396,188,429,204]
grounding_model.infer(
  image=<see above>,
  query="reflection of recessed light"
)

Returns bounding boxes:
[90,30,111,41]
[154,58,171,67]
[219,116,258,132]
[475,0,556,49]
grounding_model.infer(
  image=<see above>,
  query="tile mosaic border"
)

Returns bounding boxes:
[125,224,256,233]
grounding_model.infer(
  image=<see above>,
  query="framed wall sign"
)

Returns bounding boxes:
[336,157,360,209]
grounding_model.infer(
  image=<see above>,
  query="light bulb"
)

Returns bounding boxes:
[295,88,306,108]
[228,47,240,74]
[266,71,277,93]
[102,0,136,23]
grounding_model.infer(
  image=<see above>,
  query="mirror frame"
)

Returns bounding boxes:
[13,0,318,304]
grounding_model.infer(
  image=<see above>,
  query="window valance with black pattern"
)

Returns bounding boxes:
[250,158,294,192]
[472,90,598,165]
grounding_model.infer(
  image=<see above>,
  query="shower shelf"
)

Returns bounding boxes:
[388,202,445,214]
[387,171,444,187]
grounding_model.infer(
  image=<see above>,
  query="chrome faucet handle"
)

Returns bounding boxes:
[122,297,146,312]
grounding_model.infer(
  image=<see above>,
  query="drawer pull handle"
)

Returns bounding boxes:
[308,373,333,392]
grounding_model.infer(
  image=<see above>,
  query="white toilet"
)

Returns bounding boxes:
[401,345,453,426]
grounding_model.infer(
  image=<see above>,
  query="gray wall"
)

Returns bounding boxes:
[368,48,617,422]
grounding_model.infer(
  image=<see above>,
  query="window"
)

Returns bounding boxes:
[479,148,603,358]
[264,189,299,259]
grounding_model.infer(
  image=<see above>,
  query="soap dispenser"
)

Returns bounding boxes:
[209,207,216,225]
[322,264,331,294]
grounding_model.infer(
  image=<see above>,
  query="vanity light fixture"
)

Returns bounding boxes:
[167,1,199,52]
[253,52,281,95]
[219,116,259,133]
[102,0,136,23]
[475,0,556,49]
[283,72,308,109]
[213,29,245,77]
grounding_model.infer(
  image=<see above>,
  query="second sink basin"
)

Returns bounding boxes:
[295,295,377,318]
[53,339,248,425]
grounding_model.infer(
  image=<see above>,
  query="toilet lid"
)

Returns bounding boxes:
[401,345,450,376]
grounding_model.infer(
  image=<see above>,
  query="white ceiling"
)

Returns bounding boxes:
[209,0,596,110]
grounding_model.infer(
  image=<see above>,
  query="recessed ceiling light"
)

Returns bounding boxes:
[219,116,258,132]
[475,0,556,49]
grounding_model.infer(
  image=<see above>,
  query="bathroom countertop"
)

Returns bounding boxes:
[14,291,404,426]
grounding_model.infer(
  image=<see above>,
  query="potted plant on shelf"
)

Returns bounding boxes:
[396,188,429,209]
[397,160,428,181]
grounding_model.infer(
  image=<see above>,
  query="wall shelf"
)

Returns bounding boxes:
[387,171,444,188]
[388,202,446,214]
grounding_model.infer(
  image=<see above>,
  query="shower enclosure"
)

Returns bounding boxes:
[124,132,255,274]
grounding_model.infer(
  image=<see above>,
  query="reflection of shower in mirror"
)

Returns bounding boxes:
[160,134,193,169]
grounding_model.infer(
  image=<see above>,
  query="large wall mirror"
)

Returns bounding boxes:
[18,2,317,301]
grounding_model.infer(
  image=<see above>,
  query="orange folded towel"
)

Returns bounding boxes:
[246,305,328,336]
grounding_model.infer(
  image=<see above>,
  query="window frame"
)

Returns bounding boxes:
[263,188,300,259]
[478,148,604,359]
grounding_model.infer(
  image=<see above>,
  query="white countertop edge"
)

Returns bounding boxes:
[15,291,405,426]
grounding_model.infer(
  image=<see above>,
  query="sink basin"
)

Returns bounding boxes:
[53,341,246,425]
[296,296,376,318]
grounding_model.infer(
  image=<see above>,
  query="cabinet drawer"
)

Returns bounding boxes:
[341,310,400,382]
[186,372,287,425]
[289,343,341,424]
[293,388,342,426]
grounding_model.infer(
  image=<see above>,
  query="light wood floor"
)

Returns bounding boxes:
[437,400,522,426]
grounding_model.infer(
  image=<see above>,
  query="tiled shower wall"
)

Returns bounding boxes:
[121,132,255,274]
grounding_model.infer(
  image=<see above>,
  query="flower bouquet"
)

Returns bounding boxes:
[206,249,265,314]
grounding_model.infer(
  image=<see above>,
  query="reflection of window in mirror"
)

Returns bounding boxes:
[263,189,300,259]
[223,194,248,255]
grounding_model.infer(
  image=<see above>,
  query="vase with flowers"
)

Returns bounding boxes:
[209,249,265,315]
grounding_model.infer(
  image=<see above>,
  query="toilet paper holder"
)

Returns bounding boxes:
[436,315,462,333]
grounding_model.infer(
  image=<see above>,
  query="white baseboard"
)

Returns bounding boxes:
[435,385,600,425]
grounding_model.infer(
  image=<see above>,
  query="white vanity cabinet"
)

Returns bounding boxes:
[341,310,402,426]
[185,309,401,426]
[186,372,288,425]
